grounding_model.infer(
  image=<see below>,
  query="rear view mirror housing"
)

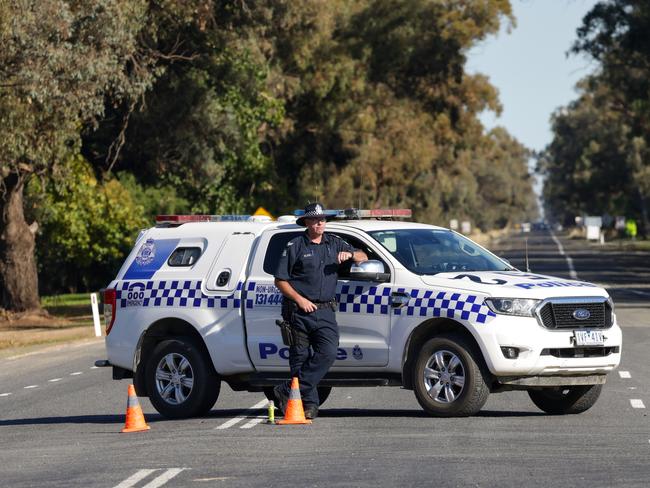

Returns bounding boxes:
[349,260,390,282]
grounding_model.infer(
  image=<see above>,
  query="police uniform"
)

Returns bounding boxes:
[274,230,355,408]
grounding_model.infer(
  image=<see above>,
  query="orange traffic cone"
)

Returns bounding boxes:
[121,384,150,433]
[276,377,312,425]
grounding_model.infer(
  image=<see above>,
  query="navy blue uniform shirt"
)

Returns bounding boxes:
[274,231,355,302]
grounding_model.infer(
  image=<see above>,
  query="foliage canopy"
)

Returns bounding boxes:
[2,0,539,299]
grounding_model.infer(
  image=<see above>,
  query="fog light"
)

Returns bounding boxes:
[501,346,519,359]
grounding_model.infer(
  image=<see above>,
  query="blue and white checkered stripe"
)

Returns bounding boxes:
[393,288,496,324]
[244,281,256,309]
[116,280,256,309]
[336,284,392,315]
[116,280,494,324]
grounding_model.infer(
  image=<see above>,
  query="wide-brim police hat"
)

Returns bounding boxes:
[296,202,337,227]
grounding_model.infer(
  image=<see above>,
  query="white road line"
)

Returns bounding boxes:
[0,392,12,397]
[90,366,99,369]
[193,477,232,482]
[24,385,38,389]
[216,416,246,430]
[216,399,268,430]
[48,378,62,382]
[70,372,83,376]
[113,469,158,488]
[141,468,186,488]
[619,371,632,379]
[630,399,646,409]
[241,416,267,429]
[550,232,578,279]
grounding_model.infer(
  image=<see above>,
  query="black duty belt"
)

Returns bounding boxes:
[313,300,337,309]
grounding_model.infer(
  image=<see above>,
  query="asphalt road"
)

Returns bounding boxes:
[1,230,648,488]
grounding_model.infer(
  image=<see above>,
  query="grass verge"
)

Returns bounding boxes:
[0,292,103,354]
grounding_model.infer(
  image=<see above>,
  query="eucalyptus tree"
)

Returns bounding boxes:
[0,0,161,311]
[571,0,650,232]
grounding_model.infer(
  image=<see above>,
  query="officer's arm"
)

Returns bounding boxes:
[351,249,368,263]
[274,279,317,313]
[336,238,367,264]
[338,249,367,264]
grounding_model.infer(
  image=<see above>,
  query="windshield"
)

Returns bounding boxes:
[368,229,511,275]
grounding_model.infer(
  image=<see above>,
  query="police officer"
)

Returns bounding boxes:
[274,203,367,419]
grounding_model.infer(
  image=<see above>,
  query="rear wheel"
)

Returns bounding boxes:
[413,334,490,417]
[528,385,603,415]
[145,337,220,419]
[263,386,332,406]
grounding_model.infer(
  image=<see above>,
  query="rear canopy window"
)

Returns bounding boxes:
[168,247,202,267]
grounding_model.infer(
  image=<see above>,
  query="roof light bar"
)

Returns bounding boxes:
[156,215,252,225]
[293,208,412,219]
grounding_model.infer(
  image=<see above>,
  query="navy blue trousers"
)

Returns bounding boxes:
[279,307,338,407]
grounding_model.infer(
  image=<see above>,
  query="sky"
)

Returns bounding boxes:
[466,0,599,154]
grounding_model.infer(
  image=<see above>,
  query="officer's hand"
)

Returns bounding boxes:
[337,251,353,264]
[298,297,317,313]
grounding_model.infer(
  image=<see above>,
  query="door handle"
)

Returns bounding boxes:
[391,292,411,308]
[216,271,230,287]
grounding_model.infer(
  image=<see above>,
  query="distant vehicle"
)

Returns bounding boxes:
[521,222,531,233]
[532,221,549,231]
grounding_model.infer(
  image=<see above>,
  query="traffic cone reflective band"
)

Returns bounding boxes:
[276,377,312,425]
[121,384,150,433]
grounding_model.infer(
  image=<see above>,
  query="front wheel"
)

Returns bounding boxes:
[528,385,603,415]
[413,334,490,417]
[145,338,220,419]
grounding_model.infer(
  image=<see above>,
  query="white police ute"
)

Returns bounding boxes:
[97,209,621,418]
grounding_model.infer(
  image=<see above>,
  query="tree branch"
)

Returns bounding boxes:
[106,100,136,173]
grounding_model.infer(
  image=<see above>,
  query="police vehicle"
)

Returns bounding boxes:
[98,209,621,418]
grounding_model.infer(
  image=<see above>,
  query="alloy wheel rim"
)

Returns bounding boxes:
[155,352,194,405]
[423,349,465,404]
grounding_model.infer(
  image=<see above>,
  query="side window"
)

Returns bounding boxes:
[263,232,302,275]
[330,233,387,279]
[168,247,202,267]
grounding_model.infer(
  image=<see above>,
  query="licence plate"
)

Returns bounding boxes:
[574,329,604,346]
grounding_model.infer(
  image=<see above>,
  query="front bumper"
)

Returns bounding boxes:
[475,314,622,377]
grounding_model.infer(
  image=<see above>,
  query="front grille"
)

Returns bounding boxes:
[537,299,612,329]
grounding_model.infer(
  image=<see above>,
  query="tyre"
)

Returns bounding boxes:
[263,386,332,406]
[145,337,220,419]
[413,334,490,417]
[528,384,603,415]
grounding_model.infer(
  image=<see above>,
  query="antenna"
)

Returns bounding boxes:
[525,238,530,272]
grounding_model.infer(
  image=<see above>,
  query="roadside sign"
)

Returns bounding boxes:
[253,207,273,219]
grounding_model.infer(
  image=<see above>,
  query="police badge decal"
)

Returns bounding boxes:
[135,239,156,266]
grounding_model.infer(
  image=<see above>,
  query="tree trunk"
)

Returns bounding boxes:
[637,188,649,239]
[0,174,41,312]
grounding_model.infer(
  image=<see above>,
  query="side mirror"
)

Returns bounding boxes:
[349,260,390,282]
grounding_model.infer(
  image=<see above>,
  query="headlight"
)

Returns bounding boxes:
[484,298,540,317]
